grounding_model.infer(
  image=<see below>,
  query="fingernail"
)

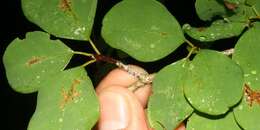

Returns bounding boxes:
[98,91,130,130]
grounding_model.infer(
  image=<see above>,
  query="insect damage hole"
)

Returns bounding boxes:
[60,79,81,109]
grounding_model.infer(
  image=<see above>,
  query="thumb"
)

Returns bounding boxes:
[97,86,150,130]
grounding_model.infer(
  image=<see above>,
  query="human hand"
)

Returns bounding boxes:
[95,65,186,130]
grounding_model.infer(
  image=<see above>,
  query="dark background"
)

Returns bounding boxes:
[0,0,227,130]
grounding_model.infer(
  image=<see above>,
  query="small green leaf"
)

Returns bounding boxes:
[22,0,97,40]
[245,0,256,6]
[228,4,258,22]
[3,31,73,93]
[195,0,227,21]
[148,59,193,130]
[184,50,244,115]
[183,20,246,42]
[102,0,185,62]
[186,112,241,130]
[233,23,260,89]
[28,67,99,130]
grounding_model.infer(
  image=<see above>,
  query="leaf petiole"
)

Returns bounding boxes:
[185,39,195,48]
[81,59,96,67]
[72,51,94,57]
[252,6,260,17]
[89,39,101,55]
[185,39,198,59]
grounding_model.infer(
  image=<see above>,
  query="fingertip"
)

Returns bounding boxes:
[97,86,130,130]
[97,86,150,130]
[96,65,152,108]
[175,123,186,130]
[134,84,152,107]
[96,67,136,93]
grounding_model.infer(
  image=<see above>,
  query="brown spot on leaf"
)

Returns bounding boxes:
[59,0,72,12]
[60,79,81,109]
[224,1,238,11]
[244,84,260,106]
[197,27,206,32]
[26,56,45,67]
[160,32,167,36]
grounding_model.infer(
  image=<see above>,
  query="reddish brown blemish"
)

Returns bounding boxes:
[59,0,72,12]
[60,79,81,109]
[224,1,238,11]
[244,84,260,106]
[160,32,167,36]
[197,27,206,32]
[26,56,45,67]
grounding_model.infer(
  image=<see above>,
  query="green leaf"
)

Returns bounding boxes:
[228,4,258,22]
[184,50,244,115]
[183,20,246,42]
[245,0,256,6]
[256,1,260,10]
[22,0,97,40]
[233,23,260,90]
[101,0,185,62]
[186,112,241,130]
[232,23,260,129]
[28,67,99,130]
[3,31,73,93]
[195,0,227,21]
[233,94,260,130]
[148,59,193,130]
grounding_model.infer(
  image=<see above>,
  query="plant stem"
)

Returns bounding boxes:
[252,6,260,17]
[81,59,96,67]
[185,39,198,59]
[186,46,196,59]
[89,39,101,55]
[185,39,195,48]
[72,51,94,57]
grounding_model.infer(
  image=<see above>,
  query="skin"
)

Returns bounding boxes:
[95,65,186,130]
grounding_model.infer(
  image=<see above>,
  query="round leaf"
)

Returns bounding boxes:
[232,23,260,130]
[233,94,260,130]
[22,0,97,40]
[195,0,227,21]
[28,67,99,130]
[148,59,193,130]
[183,20,246,42]
[3,31,73,93]
[184,50,244,115]
[101,0,185,62]
[233,23,260,90]
[186,112,241,130]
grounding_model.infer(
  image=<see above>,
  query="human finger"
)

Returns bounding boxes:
[97,86,150,130]
[96,65,152,107]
